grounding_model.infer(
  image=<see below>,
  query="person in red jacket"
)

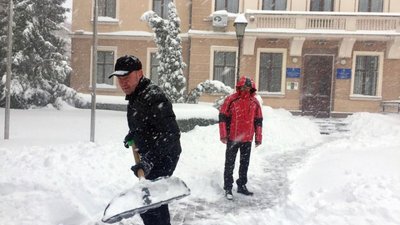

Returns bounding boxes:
[219,76,263,200]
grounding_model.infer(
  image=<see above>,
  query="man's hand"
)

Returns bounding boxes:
[255,141,261,148]
[220,138,228,144]
[131,156,154,178]
[124,131,134,148]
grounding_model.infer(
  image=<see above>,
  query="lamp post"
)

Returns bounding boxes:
[4,0,13,140]
[90,0,98,142]
[233,14,248,82]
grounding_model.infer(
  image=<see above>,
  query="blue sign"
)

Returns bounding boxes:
[286,68,301,78]
[336,68,351,79]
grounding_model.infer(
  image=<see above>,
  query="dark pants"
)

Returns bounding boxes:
[223,141,252,191]
[141,204,170,225]
[140,141,181,225]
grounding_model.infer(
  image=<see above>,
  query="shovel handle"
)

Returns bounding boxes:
[132,144,145,179]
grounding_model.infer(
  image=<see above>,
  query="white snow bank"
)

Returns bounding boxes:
[1,106,399,225]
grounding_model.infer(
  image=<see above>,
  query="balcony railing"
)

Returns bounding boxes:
[245,10,400,34]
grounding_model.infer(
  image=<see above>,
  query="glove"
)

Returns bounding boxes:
[131,156,154,178]
[124,131,135,148]
[220,137,228,144]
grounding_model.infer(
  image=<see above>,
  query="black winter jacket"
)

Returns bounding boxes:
[125,77,181,162]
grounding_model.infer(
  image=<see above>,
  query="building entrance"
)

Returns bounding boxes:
[302,55,333,117]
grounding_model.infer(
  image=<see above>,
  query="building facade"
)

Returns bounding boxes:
[70,0,400,116]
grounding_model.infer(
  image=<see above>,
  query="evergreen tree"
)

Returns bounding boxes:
[0,2,7,57]
[162,2,186,103]
[142,2,234,106]
[0,2,9,101]
[0,0,85,109]
[142,2,186,103]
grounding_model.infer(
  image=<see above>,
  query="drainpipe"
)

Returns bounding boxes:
[90,0,98,142]
[185,0,192,98]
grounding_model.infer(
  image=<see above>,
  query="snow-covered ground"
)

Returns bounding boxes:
[1,104,400,225]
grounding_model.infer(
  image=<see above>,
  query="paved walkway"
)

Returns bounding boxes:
[169,118,350,224]
[169,141,335,224]
[117,118,350,225]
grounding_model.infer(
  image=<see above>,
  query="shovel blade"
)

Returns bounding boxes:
[102,176,190,224]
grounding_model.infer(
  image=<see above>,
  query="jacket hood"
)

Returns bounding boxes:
[236,76,257,93]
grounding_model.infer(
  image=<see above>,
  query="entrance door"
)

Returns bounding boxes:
[302,55,333,117]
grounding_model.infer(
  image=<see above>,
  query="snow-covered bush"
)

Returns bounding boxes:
[186,80,233,108]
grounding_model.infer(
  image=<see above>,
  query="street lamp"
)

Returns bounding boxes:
[233,14,248,82]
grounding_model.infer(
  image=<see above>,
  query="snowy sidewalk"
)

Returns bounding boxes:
[168,141,332,225]
[168,118,350,225]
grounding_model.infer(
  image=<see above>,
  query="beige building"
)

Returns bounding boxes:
[70,0,400,117]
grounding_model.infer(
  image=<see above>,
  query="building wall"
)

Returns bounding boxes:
[338,0,356,12]
[191,0,214,31]
[72,0,191,33]
[70,0,400,115]
[291,0,308,11]
[71,36,190,96]
[389,0,400,12]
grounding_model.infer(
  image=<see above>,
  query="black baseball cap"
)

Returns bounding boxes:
[108,55,142,78]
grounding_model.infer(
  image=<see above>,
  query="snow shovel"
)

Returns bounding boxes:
[101,144,190,224]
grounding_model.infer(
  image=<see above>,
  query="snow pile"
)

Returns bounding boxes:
[345,112,400,147]
[1,106,399,225]
[278,113,400,225]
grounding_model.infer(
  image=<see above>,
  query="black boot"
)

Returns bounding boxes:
[225,189,234,200]
[237,185,253,196]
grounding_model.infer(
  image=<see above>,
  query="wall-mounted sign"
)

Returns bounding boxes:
[286,82,299,90]
[336,68,351,79]
[286,68,301,78]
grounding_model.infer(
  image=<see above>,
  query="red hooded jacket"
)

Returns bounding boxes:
[219,76,263,144]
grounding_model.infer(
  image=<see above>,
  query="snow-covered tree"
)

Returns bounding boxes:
[0,0,85,109]
[141,2,186,103]
[0,3,7,53]
[0,3,9,99]
[142,2,236,107]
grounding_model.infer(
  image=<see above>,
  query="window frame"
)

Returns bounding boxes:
[210,46,238,88]
[147,48,161,85]
[98,0,117,18]
[92,0,119,23]
[350,51,383,100]
[152,0,173,19]
[212,0,241,13]
[90,46,118,89]
[256,48,287,96]
[309,0,334,12]
[357,0,384,12]
[262,0,287,11]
